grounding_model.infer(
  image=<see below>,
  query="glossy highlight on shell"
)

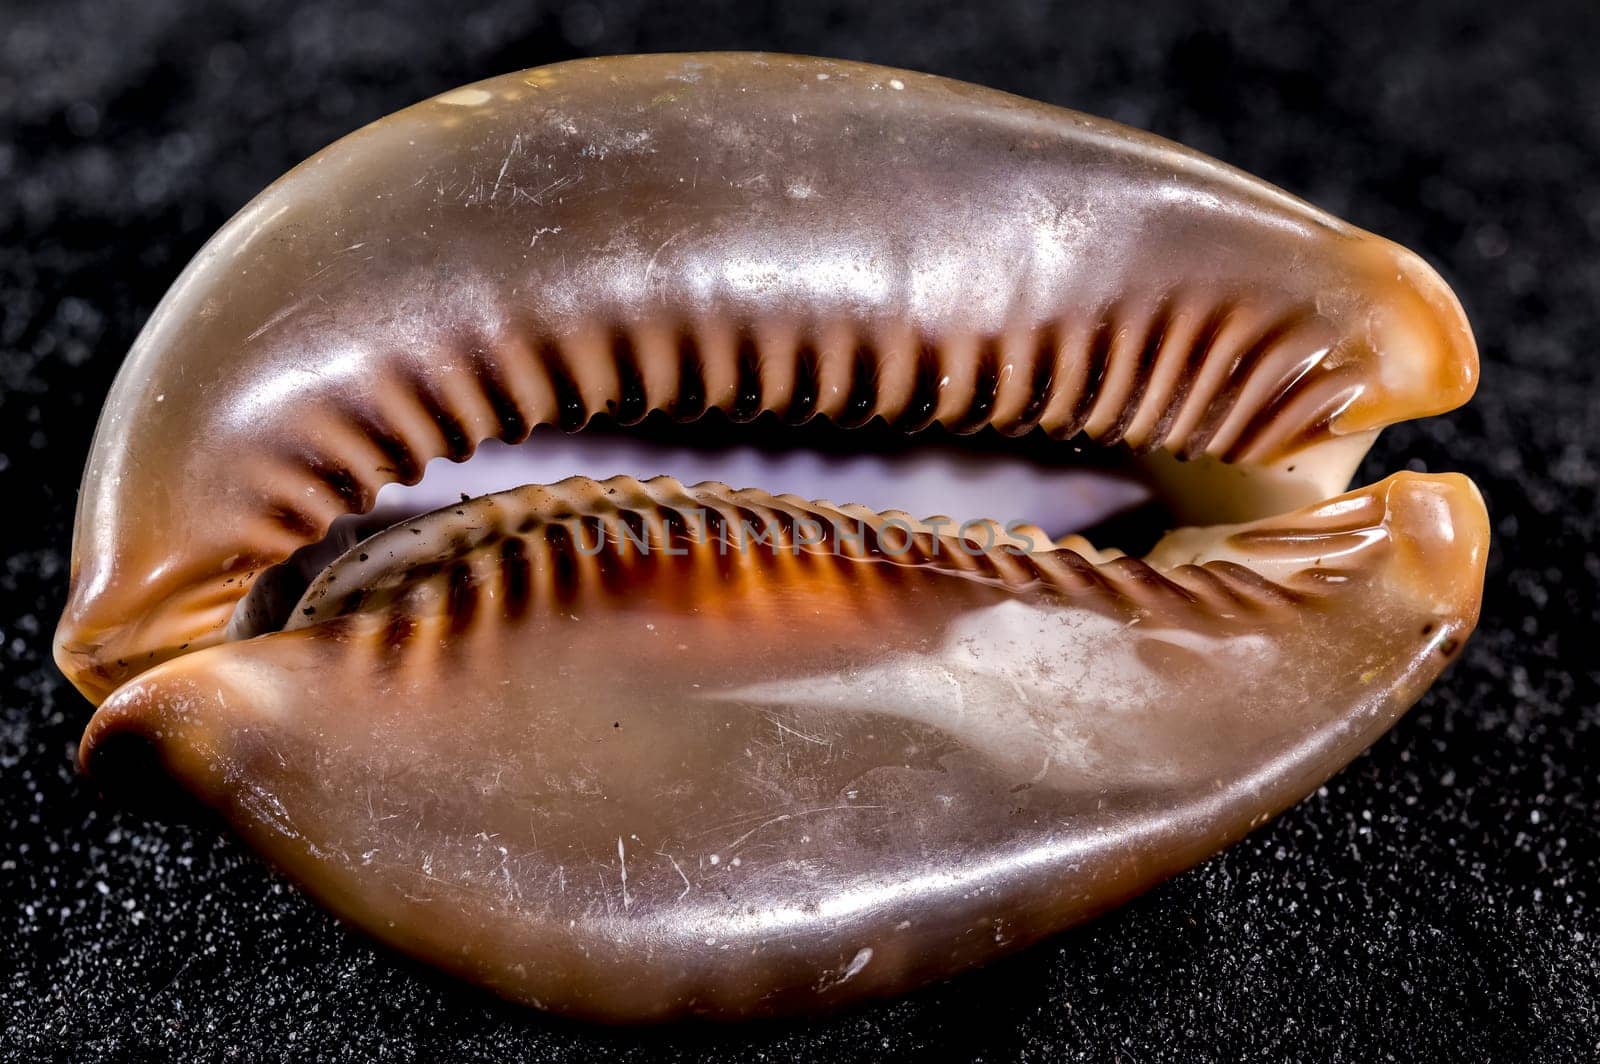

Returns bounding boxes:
[56,53,1487,1020]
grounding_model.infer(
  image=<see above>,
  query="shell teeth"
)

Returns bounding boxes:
[283,470,1485,645]
[58,274,1459,697]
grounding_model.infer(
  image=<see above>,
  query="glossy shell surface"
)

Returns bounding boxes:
[57,54,1486,1020]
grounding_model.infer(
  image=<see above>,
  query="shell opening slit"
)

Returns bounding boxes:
[55,54,1487,1021]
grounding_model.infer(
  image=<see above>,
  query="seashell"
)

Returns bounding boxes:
[55,54,1487,1020]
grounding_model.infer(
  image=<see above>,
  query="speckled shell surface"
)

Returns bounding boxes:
[56,54,1486,1020]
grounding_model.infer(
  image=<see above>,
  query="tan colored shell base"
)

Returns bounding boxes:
[55,54,1488,1021]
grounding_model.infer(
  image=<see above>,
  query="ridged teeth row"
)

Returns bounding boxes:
[247,296,1352,559]
[288,474,1416,688]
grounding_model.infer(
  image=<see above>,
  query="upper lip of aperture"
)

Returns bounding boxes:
[54,51,1481,707]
